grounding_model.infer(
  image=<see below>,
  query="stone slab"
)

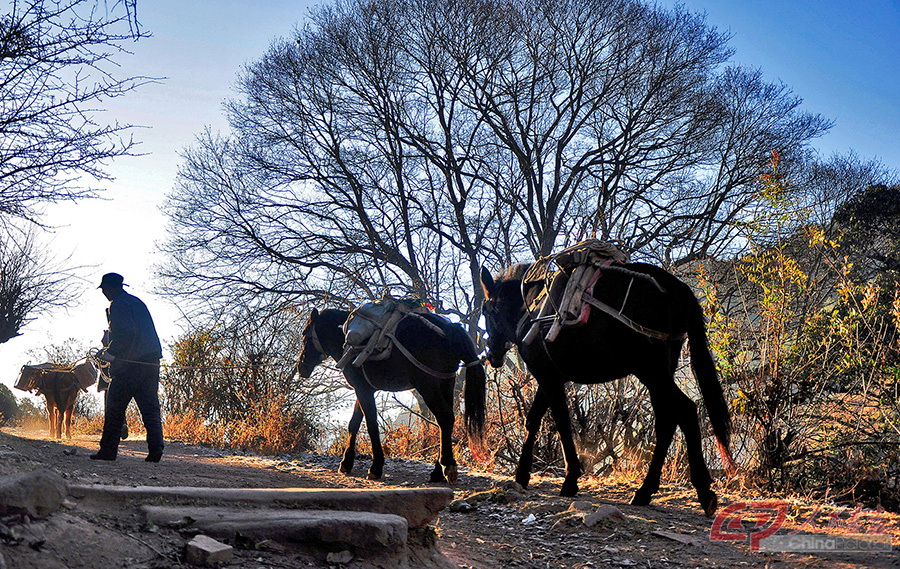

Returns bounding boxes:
[68,485,452,528]
[143,505,408,553]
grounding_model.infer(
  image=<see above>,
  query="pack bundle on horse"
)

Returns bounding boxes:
[479,239,733,516]
[15,359,98,440]
[296,298,486,484]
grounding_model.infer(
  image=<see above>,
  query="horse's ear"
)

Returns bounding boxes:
[310,307,319,319]
[480,266,495,299]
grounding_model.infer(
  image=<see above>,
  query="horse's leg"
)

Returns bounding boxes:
[64,405,73,440]
[672,387,717,516]
[356,388,385,480]
[515,388,549,489]
[542,382,582,497]
[55,407,63,440]
[632,385,678,507]
[634,379,717,516]
[340,400,364,475]
[44,395,54,438]
[51,404,62,440]
[420,379,458,484]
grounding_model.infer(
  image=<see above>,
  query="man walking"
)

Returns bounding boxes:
[90,273,165,462]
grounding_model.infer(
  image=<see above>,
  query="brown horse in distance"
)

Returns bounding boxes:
[16,361,99,440]
[39,370,82,440]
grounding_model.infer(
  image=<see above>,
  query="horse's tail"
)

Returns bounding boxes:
[679,280,735,470]
[456,327,486,444]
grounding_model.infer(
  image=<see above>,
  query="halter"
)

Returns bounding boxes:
[306,321,328,358]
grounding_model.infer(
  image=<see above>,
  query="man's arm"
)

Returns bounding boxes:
[107,299,137,359]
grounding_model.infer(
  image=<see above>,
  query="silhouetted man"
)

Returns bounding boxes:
[90,273,164,462]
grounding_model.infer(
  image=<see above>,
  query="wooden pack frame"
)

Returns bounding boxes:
[522,239,629,344]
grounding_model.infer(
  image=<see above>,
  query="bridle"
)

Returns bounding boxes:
[301,320,329,365]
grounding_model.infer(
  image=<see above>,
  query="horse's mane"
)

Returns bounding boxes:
[496,263,533,283]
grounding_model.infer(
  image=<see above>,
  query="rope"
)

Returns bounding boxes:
[383,332,458,380]
[580,293,685,341]
[88,348,298,374]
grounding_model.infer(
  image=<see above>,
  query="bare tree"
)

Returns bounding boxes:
[0,0,148,224]
[0,228,79,344]
[0,0,147,342]
[160,0,831,326]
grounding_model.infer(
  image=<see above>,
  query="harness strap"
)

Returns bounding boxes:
[581,293,686,341]
[462,354,487,367]
[383,332,459,380]
[308,323,328,357]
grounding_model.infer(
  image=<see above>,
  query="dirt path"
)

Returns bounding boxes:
[1,427,897,568]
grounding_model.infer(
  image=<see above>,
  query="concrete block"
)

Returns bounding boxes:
[143,506,407,553]
[185,534,233,566]
[70,485,452,528]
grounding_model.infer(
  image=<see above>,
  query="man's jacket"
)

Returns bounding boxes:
[106,290,163,365]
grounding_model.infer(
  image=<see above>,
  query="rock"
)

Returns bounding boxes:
[0,450,27,463]
[569,500,594,512]
[505,491,524,503]
[465,485,522,505]
[326,550,354,564]
[583,505,626,527]
[185,534,233,566]
[0,469,68,519]
[449,500,476,513]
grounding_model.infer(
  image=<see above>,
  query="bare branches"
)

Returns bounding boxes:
[0,228,80,344]
[0,0,151,222]
[160,0,832,328]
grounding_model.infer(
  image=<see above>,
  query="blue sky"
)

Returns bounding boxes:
[677,0,899,167]
[2,0,899,392]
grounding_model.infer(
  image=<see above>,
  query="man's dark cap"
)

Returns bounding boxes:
[98,273,127,289]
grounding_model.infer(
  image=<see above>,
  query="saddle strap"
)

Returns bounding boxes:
[580,293,686,341]
[383,332,458,380]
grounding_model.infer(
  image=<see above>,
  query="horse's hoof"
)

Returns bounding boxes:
[700,490,718,518]
[559,480,579,497]
[515,473,531,490]
[444,464,459,485]
[367,471,382,480]
[631,489,652,506]
[429,463,446,483]
[339,464,353,475]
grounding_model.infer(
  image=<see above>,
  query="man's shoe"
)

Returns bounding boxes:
[89,451,116,461]
[145,450,163,463]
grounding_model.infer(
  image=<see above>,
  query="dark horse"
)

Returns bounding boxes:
[480,262,732,516]
[297,307,486,483]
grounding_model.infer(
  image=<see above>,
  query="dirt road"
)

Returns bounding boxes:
[1,427,897,568]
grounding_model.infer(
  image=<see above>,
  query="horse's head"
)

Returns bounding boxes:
[297,308,327,378]
[480,265,527,368]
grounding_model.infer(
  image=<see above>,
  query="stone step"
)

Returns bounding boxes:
[68,485,452,528]
[142,505,408,554]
